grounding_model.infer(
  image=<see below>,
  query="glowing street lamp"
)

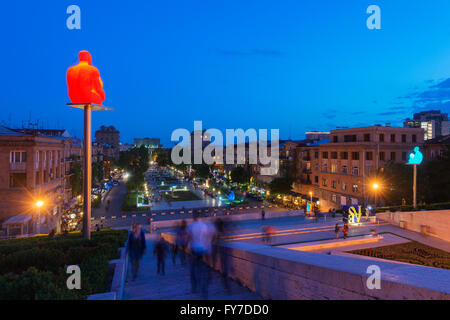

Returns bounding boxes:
[372,183,380,214]
[36,200,44,234]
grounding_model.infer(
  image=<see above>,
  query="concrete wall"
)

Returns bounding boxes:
[162,233,450,300]
[153,209,303,229]
[377,210,450,242]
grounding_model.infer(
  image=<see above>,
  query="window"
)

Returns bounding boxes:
[314,176,319,183]
[402,134,406,143]
[332,194,337,203]
[352,152,360,160]
[314,151,319,159]
[322,178,327,186]
[402,152,407,161]
[352,183,359,193]
[342,182,347,191]
[352,167,359,176]
[390,152,396,161]
[332,180,337,189]
[35,151,39,168]
[9,173,27,188]
[314,163,319,171]
[390,134,396,142]
[333,136,338,143]
[412,134,417,143]
[323,163,328,172]
[342,165,348,174]
[379,134,385,142]
[10,151,27,163]
[366,152,373,161]
[379,152,385,161]
[35,171,41,185]
[364,134,371,142]
[331,152,338,159]
[322,152,328,159]
[344,135,357,142]
[331,164,337,173]
[341,152,348,160]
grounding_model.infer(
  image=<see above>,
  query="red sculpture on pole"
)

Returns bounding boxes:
[67,50,105,105]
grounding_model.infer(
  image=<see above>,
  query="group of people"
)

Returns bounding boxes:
[334,222,349,239]
[126,215,232,298]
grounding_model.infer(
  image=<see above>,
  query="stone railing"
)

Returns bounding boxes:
[377,210,450,242]
[88,244,128,300]
[162,233,450,300]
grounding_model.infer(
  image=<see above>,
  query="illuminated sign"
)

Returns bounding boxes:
[348,205,362,224]
[408,146,423,165]
[67,50,105,105]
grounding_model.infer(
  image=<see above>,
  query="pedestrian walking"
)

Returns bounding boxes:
[153,235,168,275]
[126,223,146,281]
[261,209,265,220]
[343,223,349,239]
[174,220,188,264]
[332,208,336,218]
[186,214,217,299]
[334,223,340,239]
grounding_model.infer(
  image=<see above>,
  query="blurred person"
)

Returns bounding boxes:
[343,223,349,239]
[154,234,168,275]
[174,220,188,264]
[261,209,265,220]
[126,223,146,281]
[186,214,216,298]
[334,223,340,239]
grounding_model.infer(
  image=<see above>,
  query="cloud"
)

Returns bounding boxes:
[218,49,283,57]
[395,78,450,113]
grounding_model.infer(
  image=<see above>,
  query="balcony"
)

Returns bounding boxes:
[9,162,26,171]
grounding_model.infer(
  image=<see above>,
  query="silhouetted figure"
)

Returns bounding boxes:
[126,223,146,280]
[343,223,349,239]
[261,209,265,220]
[335,223,340,239]
[154,235,168,275]
[174,220,188,264]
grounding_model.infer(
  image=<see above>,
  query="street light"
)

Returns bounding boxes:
[372,183,380,215]
[36,200,44,234]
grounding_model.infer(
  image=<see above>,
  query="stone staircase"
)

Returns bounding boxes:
[123,235,261,300]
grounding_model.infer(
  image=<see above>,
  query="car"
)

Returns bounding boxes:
[113,180,119,185]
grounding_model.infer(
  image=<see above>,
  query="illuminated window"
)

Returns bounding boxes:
[331,164,337,173]
[352,184,359,193]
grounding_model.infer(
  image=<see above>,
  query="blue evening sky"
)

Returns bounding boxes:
[1,1,450,145]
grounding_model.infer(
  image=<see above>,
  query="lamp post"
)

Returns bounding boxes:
[407,146,423,210]
[36,200,44,234]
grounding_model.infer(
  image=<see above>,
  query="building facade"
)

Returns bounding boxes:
[404,110,449,140]
[293,125,424,211]
[95,125,120,159]
[0,127,81,232]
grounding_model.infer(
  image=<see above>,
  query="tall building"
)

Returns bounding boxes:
[0,126,81,232]
[95,125,120,159]
[404,110,449,140]
[293,125,424,211]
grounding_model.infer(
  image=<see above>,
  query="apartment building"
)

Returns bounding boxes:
[293,125,424,211]
[0,127,81,232]
[95,125,120,159]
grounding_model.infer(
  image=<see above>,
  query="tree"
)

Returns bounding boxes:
[92,161,104,184]
[269,177,293,195]
[69,157,82,197]
[193,164,211,179]
[230,166,250,184]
